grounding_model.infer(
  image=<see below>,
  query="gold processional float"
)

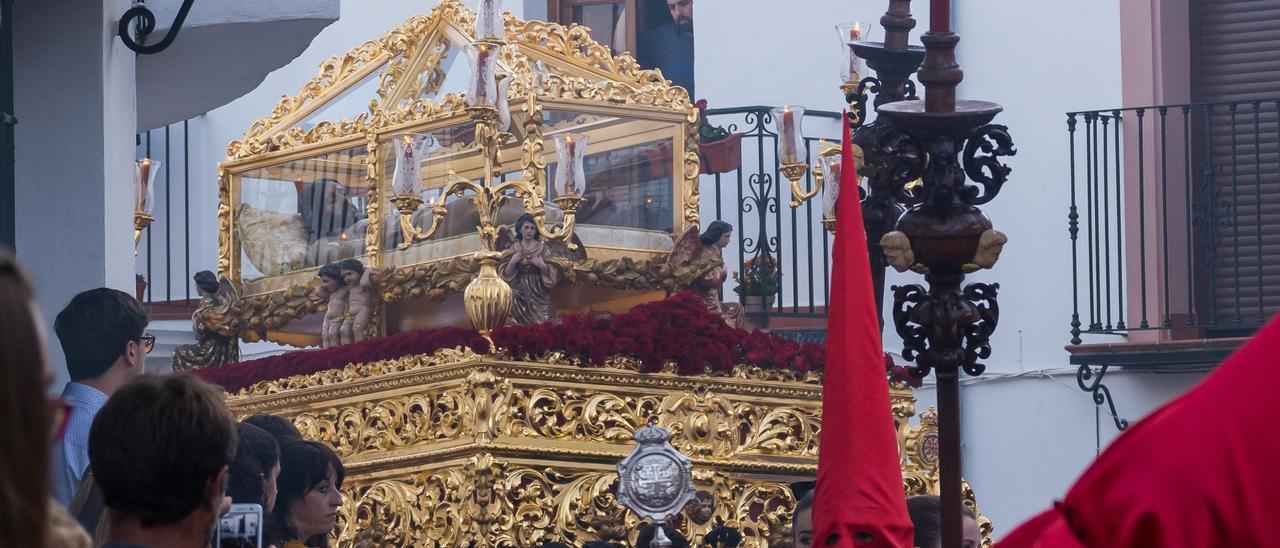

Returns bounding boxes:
[170,1,993,545]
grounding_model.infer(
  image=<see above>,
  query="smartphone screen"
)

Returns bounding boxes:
[216,503,264,548]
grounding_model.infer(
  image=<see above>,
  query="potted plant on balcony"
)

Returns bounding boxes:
[733,253,781,314]
[695,100,743,174]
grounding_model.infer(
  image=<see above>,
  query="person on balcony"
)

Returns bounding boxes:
[637,0,695,98]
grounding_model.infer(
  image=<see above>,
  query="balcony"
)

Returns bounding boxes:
[1065,97,1280,373]
[699,106,843,337]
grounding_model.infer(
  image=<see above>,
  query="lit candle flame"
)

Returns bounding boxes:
[340,231,348,241]
[851,22,861,40]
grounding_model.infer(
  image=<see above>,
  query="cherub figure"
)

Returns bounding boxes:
[497,213,586,325]
[971,228,1009,270]
[313,263,349,348]
[666,221,745,328]
[880,231,916,273]
[339,258,374,342]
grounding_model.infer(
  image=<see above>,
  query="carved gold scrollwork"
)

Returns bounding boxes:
[216,164,233,278]
[228,351,993,547]
[291,389,467,459]
[465,369,512,445]
[683,103,702,227]
[337,464,796,547]
[230,284,321,342]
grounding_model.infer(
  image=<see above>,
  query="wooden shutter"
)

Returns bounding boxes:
[1192,0,1280,332]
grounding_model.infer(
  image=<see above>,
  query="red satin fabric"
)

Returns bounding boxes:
[1000,316,1280,547]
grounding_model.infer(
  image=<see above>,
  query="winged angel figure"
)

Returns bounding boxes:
[665,221,745,328]
[172,270,241,371]
[497,212,587,325]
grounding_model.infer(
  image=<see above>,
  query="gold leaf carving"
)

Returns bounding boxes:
[227,353,992,546]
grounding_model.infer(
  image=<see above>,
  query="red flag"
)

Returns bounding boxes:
[1000,314,1280,547]
[813,112,913,547]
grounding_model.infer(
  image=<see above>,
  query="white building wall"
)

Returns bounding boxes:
[169,0,1208,538]
[14,0,138,391]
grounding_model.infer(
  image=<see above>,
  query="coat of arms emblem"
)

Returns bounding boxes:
[616,421,695,522]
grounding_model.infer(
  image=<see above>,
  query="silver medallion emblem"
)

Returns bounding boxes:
[616,422,695,522]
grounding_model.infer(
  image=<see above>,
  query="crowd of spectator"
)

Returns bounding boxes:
[0,250,346,548]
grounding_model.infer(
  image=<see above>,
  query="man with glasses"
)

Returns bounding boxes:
[49,288,150,506]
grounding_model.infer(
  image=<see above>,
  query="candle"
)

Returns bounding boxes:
[554,133,588,197]
[392,135,421,197]
[931,0,949,32]
[849,23,864,79]
[136,159,150,212]
[821,156,841,219]
[476,48,491,101]
[780,107,796,163]
[564,136,577,193]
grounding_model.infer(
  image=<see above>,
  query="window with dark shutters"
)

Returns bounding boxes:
[1191,0,1280,333]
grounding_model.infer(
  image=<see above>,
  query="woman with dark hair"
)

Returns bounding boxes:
[228,422,281,514]
[0,250,91,547]
[906,495,980,548]
[244,413,303,445]
[270,441,345,548]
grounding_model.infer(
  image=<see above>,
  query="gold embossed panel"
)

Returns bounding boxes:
[226,350,992,547]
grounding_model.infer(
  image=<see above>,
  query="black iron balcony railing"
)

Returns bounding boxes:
[136,121,198,314]
[1067,97,1280,346]
[702,106,843,326]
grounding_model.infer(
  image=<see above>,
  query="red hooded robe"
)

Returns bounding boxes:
[1000,316,1280,547]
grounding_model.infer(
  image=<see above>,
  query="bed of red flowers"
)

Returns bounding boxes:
[195,292,826,394]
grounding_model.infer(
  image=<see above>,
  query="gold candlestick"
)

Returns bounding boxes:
[391,87,583,339]
[782,162,816,208]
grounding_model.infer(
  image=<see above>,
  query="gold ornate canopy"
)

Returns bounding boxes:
[216,0,701,346]
[225,349,993,547]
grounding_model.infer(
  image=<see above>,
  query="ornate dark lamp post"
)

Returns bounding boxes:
[845,0,927,324]
[871,2,1015,546]
[788,2,1013,541]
